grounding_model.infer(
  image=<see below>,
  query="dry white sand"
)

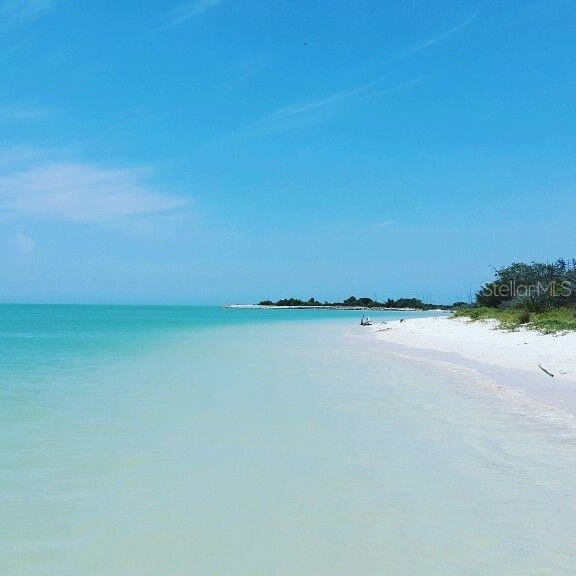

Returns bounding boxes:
[371,316,576,384]
[368,315,576,415]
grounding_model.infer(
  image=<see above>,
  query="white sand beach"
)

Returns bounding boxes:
[370,315,576,414]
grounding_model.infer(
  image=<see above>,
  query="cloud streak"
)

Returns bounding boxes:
[165,0,220,29]
[0,103,51,121]
[394,4,485,60]
[253,76,428,129]
[0,0,54,32]
[371,220,395,228]
[0,155,189,223]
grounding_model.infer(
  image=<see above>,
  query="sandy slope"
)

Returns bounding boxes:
[371,315,576,384]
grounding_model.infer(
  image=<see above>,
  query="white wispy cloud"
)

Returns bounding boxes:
[225,53,271,84]
[0,0,53,31]
[264,78,388,124]
[253,76,427,129]
[0,103,51,121]
[371,220,395,228]
[394,4,485,60]
[0,155,189,223]
[165,0,220,29]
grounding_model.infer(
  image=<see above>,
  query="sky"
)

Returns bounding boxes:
[0,0,575,304]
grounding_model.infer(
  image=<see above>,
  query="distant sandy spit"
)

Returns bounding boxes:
[369,316,576,416]
[223,304,446,311]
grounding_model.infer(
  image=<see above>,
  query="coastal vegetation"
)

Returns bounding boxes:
[453,306,576,333]
[454,259,576,333]
[258,296,447,310]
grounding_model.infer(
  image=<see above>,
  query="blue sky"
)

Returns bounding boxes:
[0,0,574,304]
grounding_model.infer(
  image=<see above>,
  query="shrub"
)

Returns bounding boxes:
[453,306,576,333]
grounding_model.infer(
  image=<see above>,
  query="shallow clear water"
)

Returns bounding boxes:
[1,305,575,575]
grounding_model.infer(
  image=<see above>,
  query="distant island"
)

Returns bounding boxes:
[256,296,451,311]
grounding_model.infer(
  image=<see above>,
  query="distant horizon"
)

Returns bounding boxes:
[0,294,459,307]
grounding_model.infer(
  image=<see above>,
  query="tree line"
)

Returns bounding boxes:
[474,259,576,311]
[258,296,446,310]
[259,260,576,313]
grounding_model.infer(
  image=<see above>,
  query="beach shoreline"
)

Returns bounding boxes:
[368,316,576,417]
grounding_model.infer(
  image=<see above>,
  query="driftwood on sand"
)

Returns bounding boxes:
[538,364,554,378]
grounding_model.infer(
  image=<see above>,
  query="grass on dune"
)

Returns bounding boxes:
[452,307,576,334]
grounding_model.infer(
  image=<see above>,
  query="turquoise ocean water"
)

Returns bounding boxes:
[1,305,575,575]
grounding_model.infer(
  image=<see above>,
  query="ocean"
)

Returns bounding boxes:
[1,305,575,575]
